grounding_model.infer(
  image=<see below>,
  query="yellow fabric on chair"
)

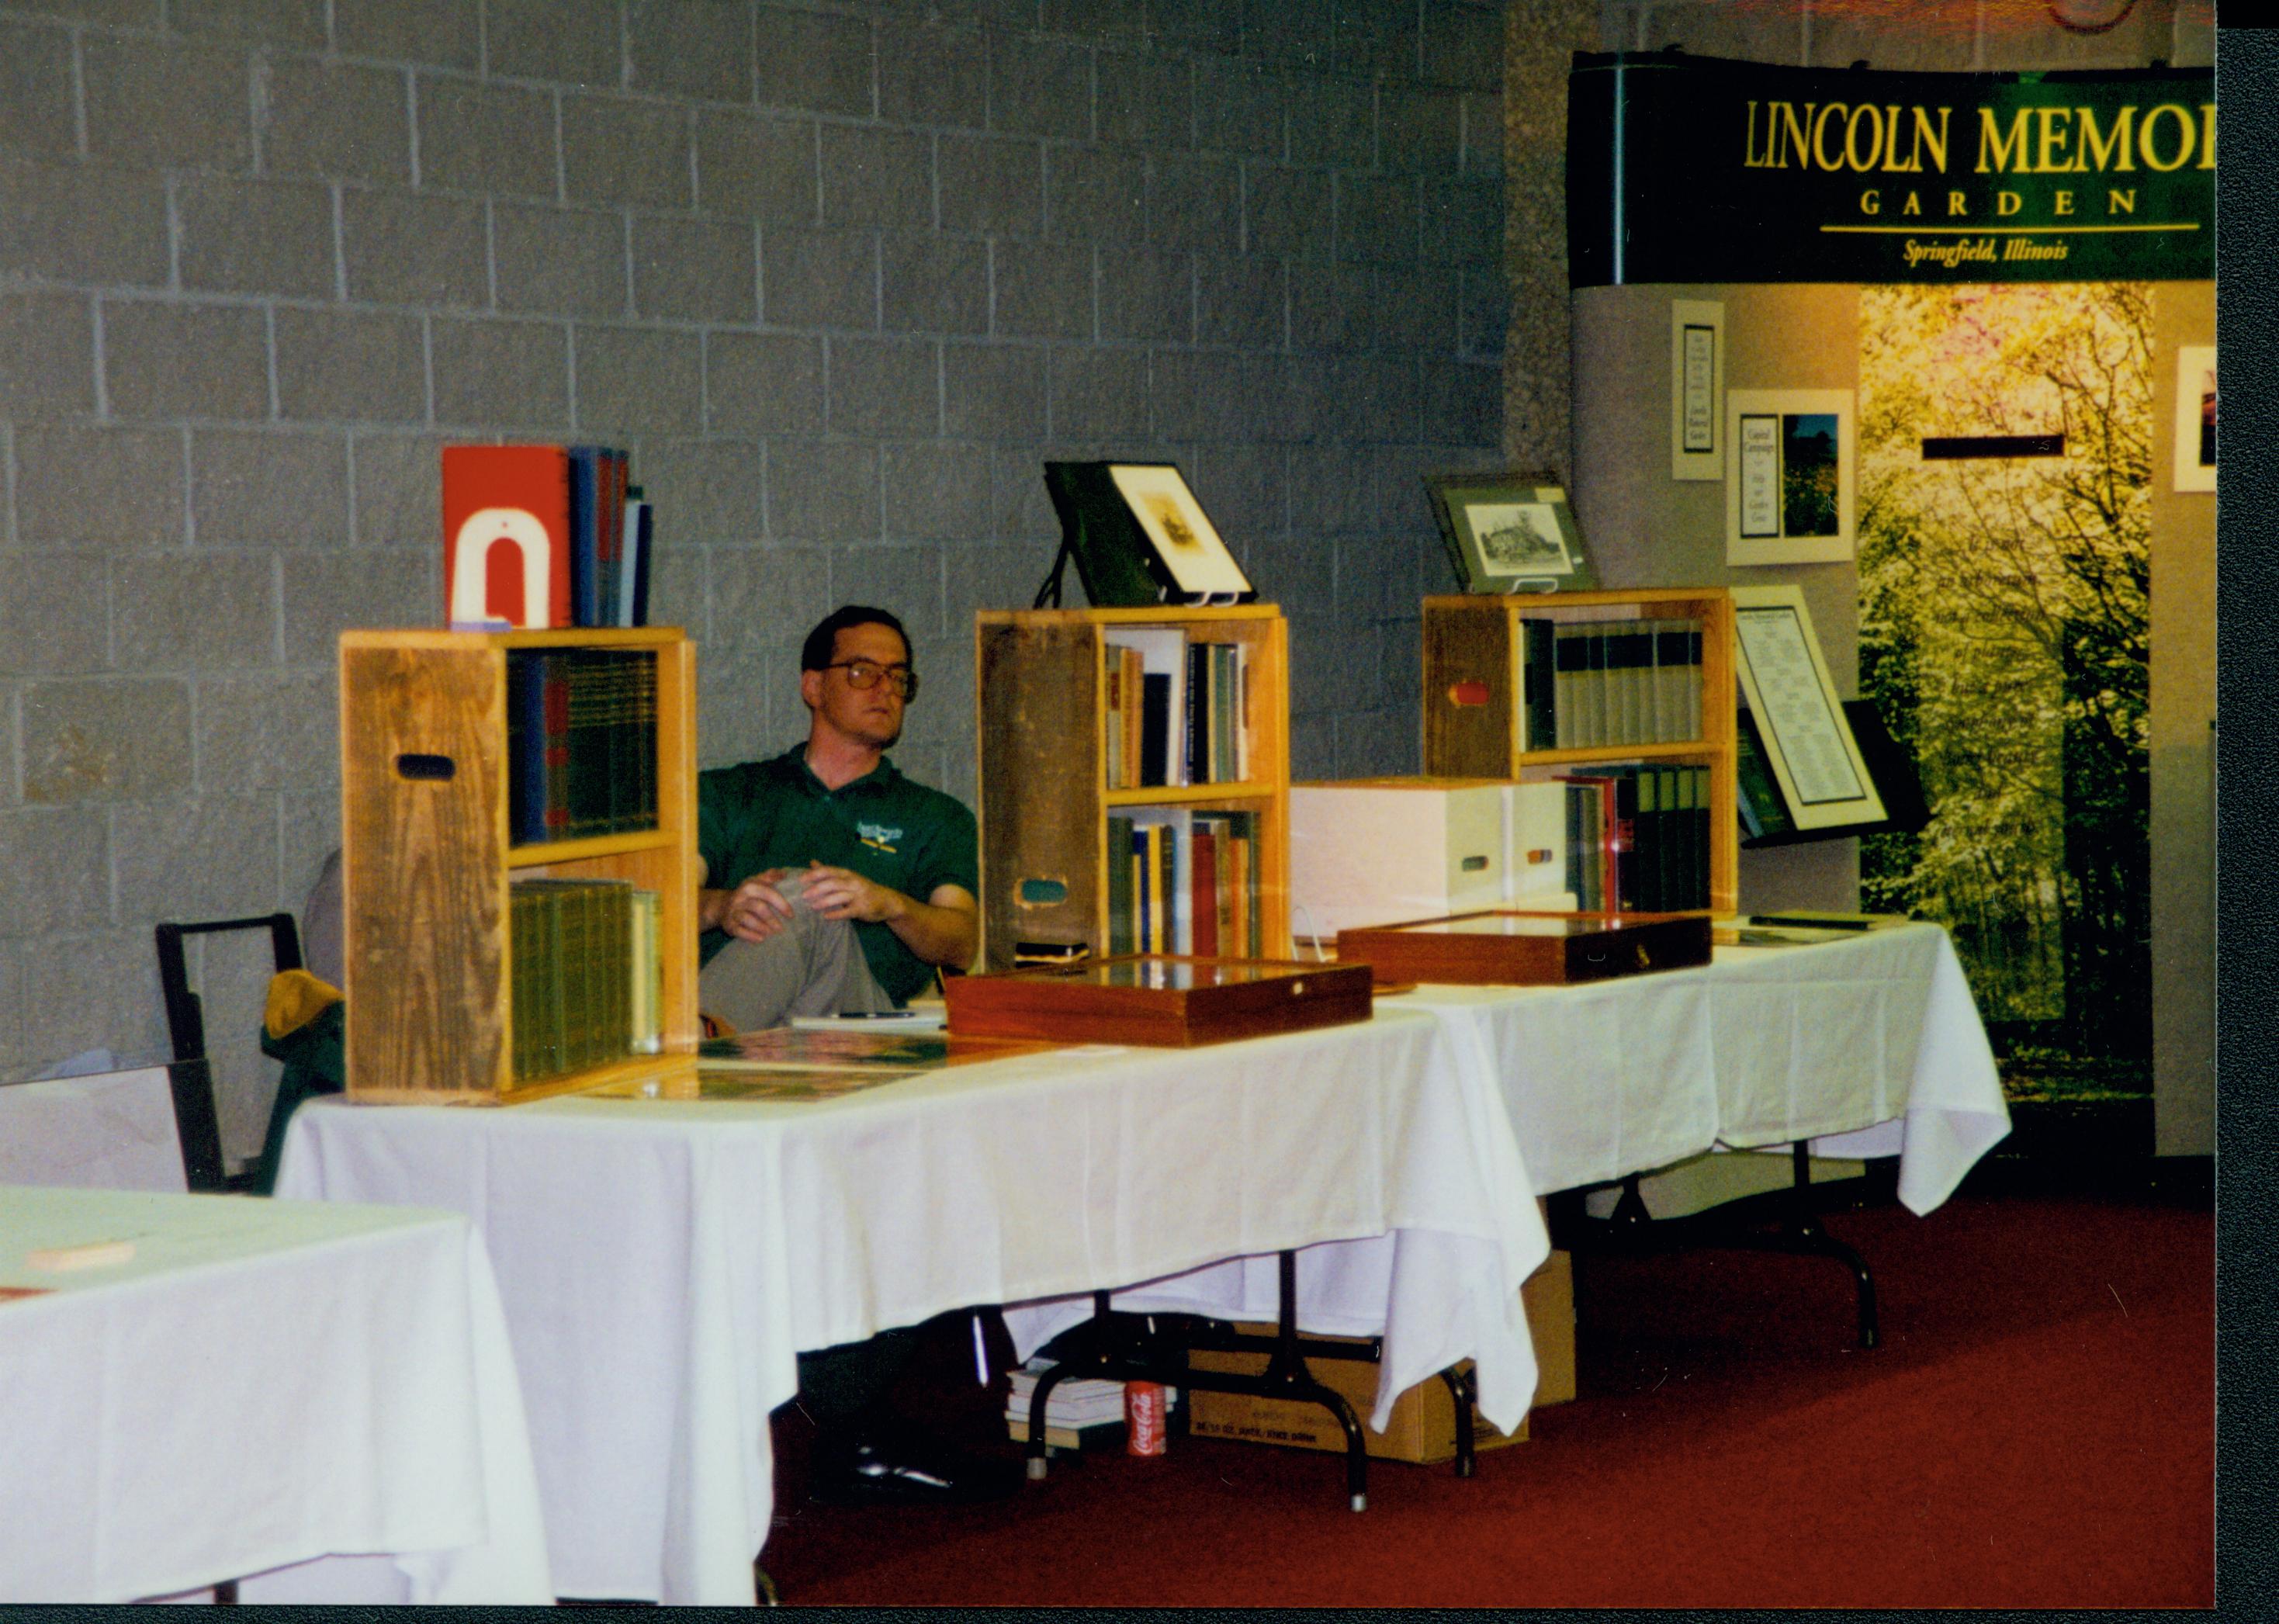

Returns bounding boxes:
[265,969,345,1042]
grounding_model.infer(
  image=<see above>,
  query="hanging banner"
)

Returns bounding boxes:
[1568,53,2213,286]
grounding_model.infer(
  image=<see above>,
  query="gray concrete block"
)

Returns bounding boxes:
[831,542,943,638]
[0,0,157,25]
[992,239,1093,339]
[349,432,447,546]
[1243,0,1333,70]
[937,135,1043,237]
[1420,175,1499,267]
[21,680,191,803]
[645,542,708,641]
[417,76,559,199]
[705,330,826,435]
[988,440,1061,542]
[1145,151,1241,253]
[1286,259,1372,352]
[881,233,991,336]
[178,176,338,298]
[16,926,174,1084]
[342,188,490,307]
[191,428,351,545]
[1189,440,1285,541]
[113,792,286,926]
[15,424,185,548]
[494,203,630,319]
[430,317,572,428]
[1148,0,1242,54]
[1286,77,1375,170]
[632,215,758,323]
[0,808,110,933]
[576,325,705,437]
[1286,441,1375,536]
[1419,1,1502,90]
[1048,345,1148,440]
[1289,351,1379,443]
[0,19,76,158]
[1373,265,1456,355]
[1195,252,1284,348]
[820,125,934,232]
[174,0,326,46]
[0,556,109,677]
[0,159,170,286]
[695,109,816,222]
[563,95,694,209]
[940,538,1045,633]
[1381,85,1461,174]
[280,549,437,663]
[1456,265,1505,359]
[487,0,625,87]
[1335,702,1413,780]
[1155,348,1294,443]
[754,3,873,116]
[761,226,878,330]
[1333,0,1417,80]
[629,0,753,102]
[102,300,271,422]
[335,0,480,68]
[1045,145,1145,242]
[262,58,411,184]
[1422,359,1499,447]
[1459,92,1501,176]
[81,32,252,171]
[764,436,878,542]
[942,341,1045,439]
[1098,249,1190,344]
[705,542,833,651]
[0,948,23,1076]
[636,437,765,547]
[1097,50,1191,149]
[881,440,992,542]
[1335,171,1416,263]
[827,335,939,438]
[696,642,798,767]
[1244,162,1334,260]
[989,33,1092,140]
[1193,57,1284,160]
[0,289,95,417]
[879,20,987,128]
[110,549,278,669]
[1041,0,1145,43]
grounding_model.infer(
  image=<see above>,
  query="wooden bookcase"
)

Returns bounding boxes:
[338,626,701,1103]
[974,605,1291,971]
[1421,588,1739,914]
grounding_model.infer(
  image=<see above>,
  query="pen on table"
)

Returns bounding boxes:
[1747,914,1874,931]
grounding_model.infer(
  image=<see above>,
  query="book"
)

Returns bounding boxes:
[442,445,573,629]
[625,490,654,627]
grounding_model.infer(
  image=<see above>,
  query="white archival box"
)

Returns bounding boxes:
[1290,778,1575,940]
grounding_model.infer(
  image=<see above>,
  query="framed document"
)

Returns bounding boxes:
[1670,299,1723,481]
[1421,469,1596,594]
[1725,389,1855,566]
[1728,584,1886,833]
[2172,345,2215,493]
[1041,461,1256,607]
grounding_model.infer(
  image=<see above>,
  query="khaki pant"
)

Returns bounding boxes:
[696,872,895,1030]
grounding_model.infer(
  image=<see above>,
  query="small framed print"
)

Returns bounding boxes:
[1671,299,1723,481]
[1726,388,1855,566]
[1729,583,1886,833]
[1422,470,1596,594]
[1105,462,1253,601]
[2173,345,2215,493]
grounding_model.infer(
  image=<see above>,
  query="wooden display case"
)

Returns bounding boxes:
[974,604,1291,971]
[1422,589,1738,914]
[944,956,1372,1047]
[338,627,701,1103]
[1334,909,1714,987]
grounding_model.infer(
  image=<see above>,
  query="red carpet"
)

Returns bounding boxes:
[763,1185,2213,1607]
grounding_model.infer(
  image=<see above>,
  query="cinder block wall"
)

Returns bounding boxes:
[0,0,1505,1091]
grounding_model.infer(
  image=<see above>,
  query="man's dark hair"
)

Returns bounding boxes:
[801,605,910,672]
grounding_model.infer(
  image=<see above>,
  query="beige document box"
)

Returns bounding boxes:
[1290,777,1573,940]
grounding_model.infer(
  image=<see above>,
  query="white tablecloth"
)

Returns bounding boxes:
[275,1003,1550,1606]
[1389,923,2009,1213]
[0,1184,552,1605]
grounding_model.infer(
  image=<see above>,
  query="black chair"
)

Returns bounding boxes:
[154,913,303,1194]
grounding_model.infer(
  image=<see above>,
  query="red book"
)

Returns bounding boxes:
[442,445,573,629]
[1191,828,1220,957]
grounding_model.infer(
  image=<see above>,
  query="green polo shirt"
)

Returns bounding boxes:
[697,744,978,1004]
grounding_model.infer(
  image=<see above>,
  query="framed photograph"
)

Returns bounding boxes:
[1728,584,1886,833]
[2172,345,2215,493]
[1724,389,1855,566]
[1670,299,1723,481]
[1105,463,1252,601]
[1421,470,1595,594]
[1041,461,1256,607]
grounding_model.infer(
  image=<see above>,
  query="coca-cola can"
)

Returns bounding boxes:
[1125,1380,1166,1456]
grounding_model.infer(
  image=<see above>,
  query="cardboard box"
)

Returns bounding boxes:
[1186,1250,1574,1465]
[1289,778,1576,941]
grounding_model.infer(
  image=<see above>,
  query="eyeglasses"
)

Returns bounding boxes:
[825,660,920,700]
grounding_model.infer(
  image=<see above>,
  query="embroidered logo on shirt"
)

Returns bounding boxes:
[857,820,903,854]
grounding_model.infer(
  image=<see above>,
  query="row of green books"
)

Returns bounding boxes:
[1102,629,1255,789]
[1558,764,1713,913]
[1520,617,1704,752]
[507,649,660,846]
[509,878,663,1084]
[1106,809,1263,958]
